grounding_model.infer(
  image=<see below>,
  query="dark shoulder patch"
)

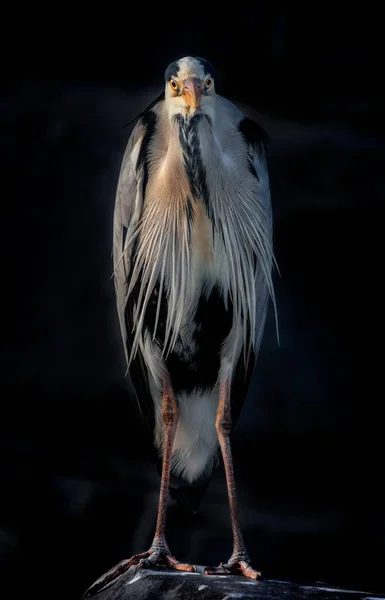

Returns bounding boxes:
[238,117,268,179]
[239,117,269,149]
[136,109,157,194]
[164,60,179,81]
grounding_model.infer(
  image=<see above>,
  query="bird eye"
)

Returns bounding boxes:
[170,80,178,91]
[205,78,212,89]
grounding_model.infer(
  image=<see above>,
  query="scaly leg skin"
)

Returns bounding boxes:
[204,380,261,581]
[84,383,195,598]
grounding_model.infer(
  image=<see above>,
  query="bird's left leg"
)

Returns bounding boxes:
[204,380,261,580]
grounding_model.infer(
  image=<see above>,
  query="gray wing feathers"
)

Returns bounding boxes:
[249,142,279,352]
[113,121,145,363]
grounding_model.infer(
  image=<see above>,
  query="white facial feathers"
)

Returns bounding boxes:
[176,57,207,81]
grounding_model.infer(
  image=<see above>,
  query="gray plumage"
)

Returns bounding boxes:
[113,56,277,500]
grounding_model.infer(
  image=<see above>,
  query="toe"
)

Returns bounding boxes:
[129,551,151,565]
[165,555,196,572]
[238,560,261,580]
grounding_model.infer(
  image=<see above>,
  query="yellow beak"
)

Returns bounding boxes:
[183,78,202,109]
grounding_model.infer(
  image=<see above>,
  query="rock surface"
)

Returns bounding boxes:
[82,564,385,600]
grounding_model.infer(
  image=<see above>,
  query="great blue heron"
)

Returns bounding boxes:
[112,55,277,581]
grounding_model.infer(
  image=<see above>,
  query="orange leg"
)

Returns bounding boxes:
[144,381,194,570]
[84,383,195,598]
[205,380,261,580]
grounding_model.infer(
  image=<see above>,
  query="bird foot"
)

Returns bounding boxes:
[204,553,261,580]
[130,543,196,573]
[83,545,195,597]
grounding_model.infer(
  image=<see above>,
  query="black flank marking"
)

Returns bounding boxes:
[124,268,170,432]
[144,282,168,345]
[165,286,233,395]
[238,117,269,180]
[177,114,214,224]
[136,110,157,196]
[128,273,168,348]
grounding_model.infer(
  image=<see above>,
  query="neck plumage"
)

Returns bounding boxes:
[176,113,214,225]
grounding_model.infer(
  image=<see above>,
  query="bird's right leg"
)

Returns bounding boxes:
[84,383,195,596]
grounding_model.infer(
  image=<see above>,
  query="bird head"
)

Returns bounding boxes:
[164,56,216,121]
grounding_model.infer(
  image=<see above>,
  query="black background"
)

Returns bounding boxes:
[1,7,383,600]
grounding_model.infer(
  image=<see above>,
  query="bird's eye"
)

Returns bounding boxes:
[170,80,178,91]
[205,78,212,89]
